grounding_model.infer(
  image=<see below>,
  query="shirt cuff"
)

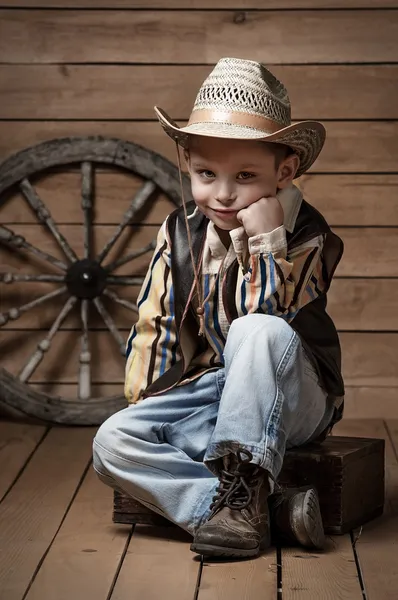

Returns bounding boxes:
[248,226,287,255]
[229,225,247,254]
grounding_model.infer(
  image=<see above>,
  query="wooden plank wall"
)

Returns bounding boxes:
[0,1,397,420]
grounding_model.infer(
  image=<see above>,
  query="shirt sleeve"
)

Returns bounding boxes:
[238,226,326,321]
[124,220,181,403]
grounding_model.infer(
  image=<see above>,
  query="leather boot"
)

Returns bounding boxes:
[268,485,326,550]
[191,449,271,558]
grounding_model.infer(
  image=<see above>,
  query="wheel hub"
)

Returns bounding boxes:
[65,259,107,299]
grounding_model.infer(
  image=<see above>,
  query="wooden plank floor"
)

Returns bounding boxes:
[0,419,397,600]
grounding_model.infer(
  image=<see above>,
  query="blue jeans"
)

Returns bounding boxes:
[93,314,335,536]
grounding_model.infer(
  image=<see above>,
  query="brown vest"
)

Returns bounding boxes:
[144,200,345,423]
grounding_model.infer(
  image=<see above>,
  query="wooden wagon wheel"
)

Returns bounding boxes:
[0,137,189,425]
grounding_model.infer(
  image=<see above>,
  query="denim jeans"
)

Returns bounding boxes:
[93,314,335,536]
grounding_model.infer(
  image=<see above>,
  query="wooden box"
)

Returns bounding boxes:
[278,436,385,534]
[113,436,385,535]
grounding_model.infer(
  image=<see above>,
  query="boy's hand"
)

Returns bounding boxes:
[237,196,284,237]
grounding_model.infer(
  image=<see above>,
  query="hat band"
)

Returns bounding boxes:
[187,109,286,134]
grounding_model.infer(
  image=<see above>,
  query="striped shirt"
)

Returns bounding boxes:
[125,184,326,404]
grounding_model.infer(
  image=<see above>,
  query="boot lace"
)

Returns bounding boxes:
[209,449,262,517]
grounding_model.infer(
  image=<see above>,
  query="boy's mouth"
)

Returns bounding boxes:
[211,208,239,219]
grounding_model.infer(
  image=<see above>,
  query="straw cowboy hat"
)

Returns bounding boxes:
[155,57,326,178]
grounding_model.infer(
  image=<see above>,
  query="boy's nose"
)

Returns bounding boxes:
[214,183,236,205]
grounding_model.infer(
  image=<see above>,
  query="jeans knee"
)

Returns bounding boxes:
[93,412,123,467]
[226,314,293,351]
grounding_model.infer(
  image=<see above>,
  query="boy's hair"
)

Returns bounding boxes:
[184,141,295,172]
[267,142,295,169]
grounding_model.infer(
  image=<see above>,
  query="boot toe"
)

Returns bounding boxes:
[195,519,260,549]
[191,519,266,557]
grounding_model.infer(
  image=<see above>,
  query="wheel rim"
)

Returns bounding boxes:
[0,136,188,425]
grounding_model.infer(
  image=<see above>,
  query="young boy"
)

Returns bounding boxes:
[93,58,344,559]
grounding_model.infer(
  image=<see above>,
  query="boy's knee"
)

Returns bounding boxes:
[224,314,295,360]
[228,314,292,344]
[93,411,123,458]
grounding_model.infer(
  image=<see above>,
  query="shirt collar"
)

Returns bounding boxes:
[207,220,230,259]
[278,183,303,234]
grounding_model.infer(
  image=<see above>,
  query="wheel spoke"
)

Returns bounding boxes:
[18,296,77,383]
[96,180,156,264]
[0,225,68,271]
[106,275,145,286]
[93,297,126,356]
[78,299,91,401]
[0,286,67,327]
[81,162,94,260]
[20,178,78,263]
[103,288,138,314]
[104,240,156,272]
[1,273,65,283]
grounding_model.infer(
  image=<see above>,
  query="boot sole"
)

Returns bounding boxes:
[190,530,270,558]
[190,542,260,558]
[290,488,325,550]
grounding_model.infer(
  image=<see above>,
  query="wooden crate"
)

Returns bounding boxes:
[279,435,385,534]
[113,436,385,535]
[113,491,173,527]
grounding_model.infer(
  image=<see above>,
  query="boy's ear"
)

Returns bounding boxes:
[277,154,300,189]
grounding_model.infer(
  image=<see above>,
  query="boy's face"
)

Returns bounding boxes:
[186,136,289,232]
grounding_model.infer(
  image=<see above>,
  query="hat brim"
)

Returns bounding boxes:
[155,107,325,179]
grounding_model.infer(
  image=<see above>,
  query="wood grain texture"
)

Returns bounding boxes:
[29,382,124,398]
[327,279,398,331]
[0,427,94,600]
[341,333,398,387]
[24,468,131,600]
[1,331,398,386]
[1,213,398,329]
[333,419,398,600]
[28,383,398,421]
[0,329,127,383]
[333,418,395,463]
[386,420,398,458]
[1,277,397,332]
[0,282,140,331]
[0,422,395,598]
[298,175,398,226]
[0,222,158,275]
[0,169,176,225]
[198,550,277,600]
[335,228,398,278]
[3,1,398,8]
[0,368,126,425]
[343,388,398,419]
[111,525,199,600]
[0,0,396,427]
[385,421,398,509]
[2,222,398,280]
[282,535,362,600]
[2,172,397,227]
[0,421,46,501]
[1,65,398,120]
[0,10,397,64]
[24,383,398,419]
[0,121,396,173]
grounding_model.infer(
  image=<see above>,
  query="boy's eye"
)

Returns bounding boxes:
[237,171,255,180]
[198,170,215,179]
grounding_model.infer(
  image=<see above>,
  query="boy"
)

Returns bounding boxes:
[93,58,344,558]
